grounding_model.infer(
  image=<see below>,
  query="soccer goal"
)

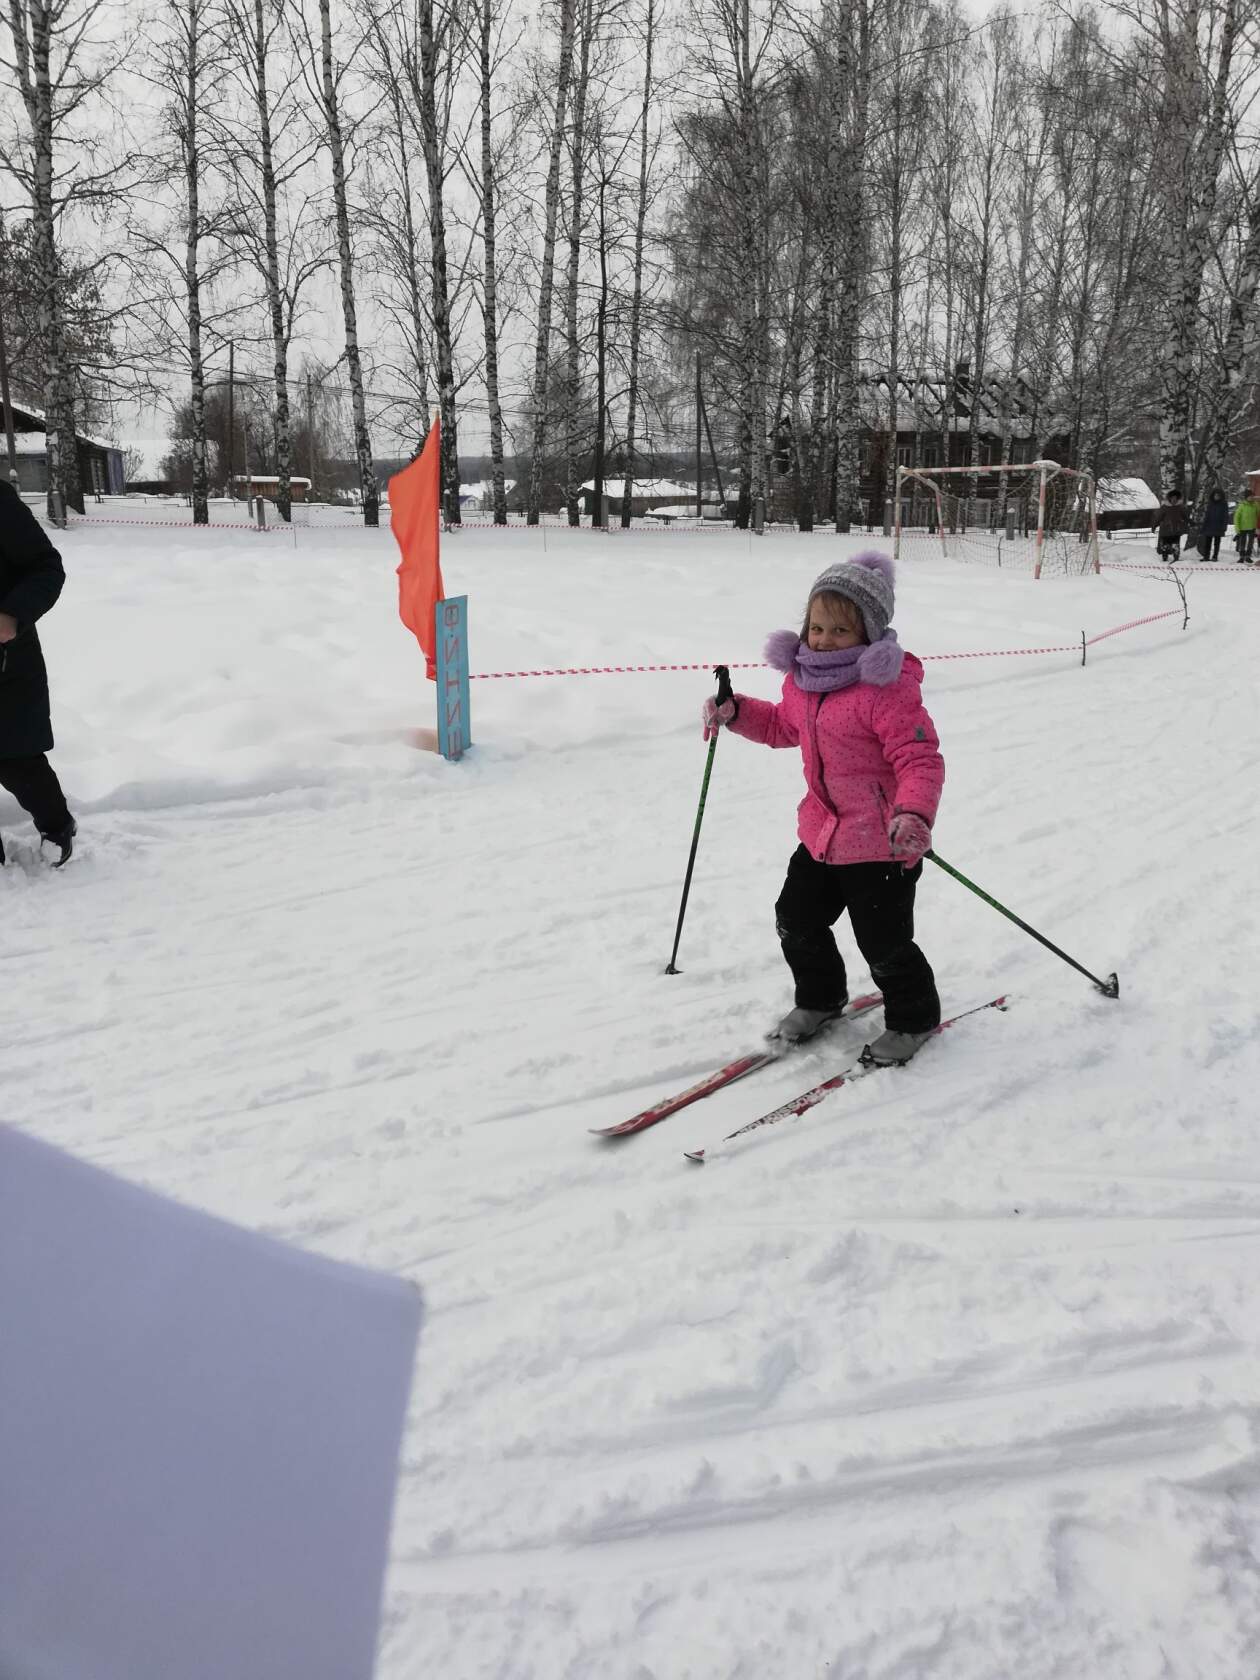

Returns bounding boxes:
[893,461,1100,578]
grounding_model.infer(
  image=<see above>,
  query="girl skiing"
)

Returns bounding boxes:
[701,551,944,1064]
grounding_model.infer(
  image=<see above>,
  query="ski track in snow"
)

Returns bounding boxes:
[6,522,1260,1678]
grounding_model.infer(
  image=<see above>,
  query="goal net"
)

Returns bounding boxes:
[893,462,1100,578]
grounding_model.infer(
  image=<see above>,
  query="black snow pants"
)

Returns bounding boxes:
[0,752,72,837]
[775,845,941,1034]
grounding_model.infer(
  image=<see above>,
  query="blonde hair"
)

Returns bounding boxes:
[801,590,866,643]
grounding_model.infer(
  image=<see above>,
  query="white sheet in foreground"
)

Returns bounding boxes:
[0,1122,422,1680]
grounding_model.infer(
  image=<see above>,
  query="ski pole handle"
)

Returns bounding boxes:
[714,663,733,708]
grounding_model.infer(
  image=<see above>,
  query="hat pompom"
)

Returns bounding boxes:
[848,549,895,586]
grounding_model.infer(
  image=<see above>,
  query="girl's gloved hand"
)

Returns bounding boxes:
[701,696,738,740]
[888,810,932,867]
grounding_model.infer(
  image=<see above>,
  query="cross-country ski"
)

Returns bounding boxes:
[683,996,1010,1162]
[589,990,882,1136]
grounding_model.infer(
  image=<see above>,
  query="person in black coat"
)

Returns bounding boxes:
[0,481,76,866]
[1200,488,1229,561]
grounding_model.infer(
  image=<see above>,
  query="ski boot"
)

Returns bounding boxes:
[41,816,77,869]
[862,1026,934,1066]
[768,999,847,1045]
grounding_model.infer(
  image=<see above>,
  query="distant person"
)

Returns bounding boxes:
[1154,488,1188,561]
[0,481,76,867]
[1234,487,1259,563]
[1200,488,1229,561]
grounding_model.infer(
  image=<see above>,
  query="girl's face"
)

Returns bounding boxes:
[805,592,865,652]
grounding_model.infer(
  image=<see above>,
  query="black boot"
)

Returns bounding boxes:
[41,815,76,868]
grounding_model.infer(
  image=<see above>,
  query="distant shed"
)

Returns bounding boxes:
[1096,476,1159,532]
[4,401,124,497]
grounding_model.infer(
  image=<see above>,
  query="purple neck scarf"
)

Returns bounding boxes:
[765,627,904,692]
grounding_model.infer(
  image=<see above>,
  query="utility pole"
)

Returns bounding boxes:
[695,353,702,520]
[306,370,315,496]
[226,340,235,498]
[592,175,608,528]
[0,305,17,487]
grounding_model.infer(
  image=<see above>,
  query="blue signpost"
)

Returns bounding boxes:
[435,595,471,761]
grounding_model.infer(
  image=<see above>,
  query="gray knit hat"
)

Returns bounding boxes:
[808,550,896,643]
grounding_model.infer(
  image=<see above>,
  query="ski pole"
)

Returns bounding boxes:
[926,850,1119,998]
[665,664,734,975]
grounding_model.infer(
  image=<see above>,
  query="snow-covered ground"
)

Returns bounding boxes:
[8,517,1260,1678]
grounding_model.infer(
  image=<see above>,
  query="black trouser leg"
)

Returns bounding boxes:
[0,753,72,835]
[774,845,850,1010]
[1206,533,1221,560]
[842,860,941,1033]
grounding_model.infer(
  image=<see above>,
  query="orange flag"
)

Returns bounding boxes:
[390,418,444,680]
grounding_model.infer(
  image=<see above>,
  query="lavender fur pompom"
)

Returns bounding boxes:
[764,628,802,673]
[847,549,896,588]
[857,635,904,685]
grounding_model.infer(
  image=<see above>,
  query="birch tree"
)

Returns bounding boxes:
[471,0,514,524]
[1146,0,1239,493]
[361,4,432,432]
[290,0,378,523]
[526,0,577,524]
[410,0,465,522]
[131,0,235,524]
[830,0,871,529]
[869,0,931,505]
[0,0,133,517]
[957,10,1018,483]
[560,0,597,525]
[1202,151,1260,492]
[220,0,326,522]
[619,0,656,526]
[686,0,783,527]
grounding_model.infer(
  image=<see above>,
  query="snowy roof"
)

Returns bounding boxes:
[10,398,118,452]
[459,478,516,497]
[1097,476,1159,513]
[232,474,312,487]
[648,505,724,519]
[580,478,694,497]
[855,370,1047,437]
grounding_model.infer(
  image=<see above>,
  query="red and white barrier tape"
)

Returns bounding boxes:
[1101,559,1255,574]
[62,516,283,531]
[469,609,1183,681]
[1085,608,1180,643]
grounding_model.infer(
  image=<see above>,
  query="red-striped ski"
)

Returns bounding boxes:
[589,992,883,1138]
[683,995,1009,1162]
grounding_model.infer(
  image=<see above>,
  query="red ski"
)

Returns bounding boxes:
[589,992,883,1139]
[683,995,1009,1162]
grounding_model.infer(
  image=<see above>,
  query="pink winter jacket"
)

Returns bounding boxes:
[728,648,945,866]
